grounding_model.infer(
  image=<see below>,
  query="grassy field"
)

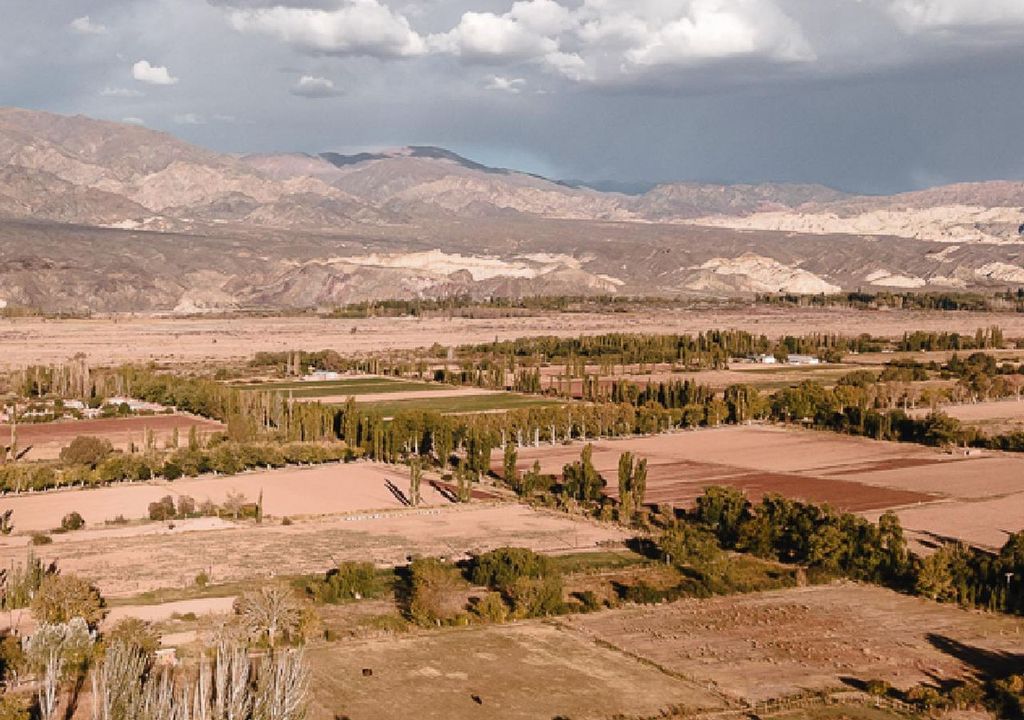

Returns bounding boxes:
[232,376,437,398]
[353,393,562,416]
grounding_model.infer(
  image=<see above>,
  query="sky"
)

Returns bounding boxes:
[2,0,1024,193]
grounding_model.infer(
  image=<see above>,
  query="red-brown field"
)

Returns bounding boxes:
[0,414,224,460]
[507,425,1024,550]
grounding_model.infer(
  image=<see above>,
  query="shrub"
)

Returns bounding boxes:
[176,495,196,518]
[0,693,31,720]
[59,436,113,469]
[572,590,601,613]
[505,575,564,618]
[309,562,382,604]
[31,573,105,626]
[194,571,210,589]
[31,533,52,546]
[469,547,563,618]
[104,617,160,656]
[470,547,556,593]
[61,511,85,532]
[148,495,176,521]
[403,558,468,626]
[471,592,508,624]
[162,460,183,481]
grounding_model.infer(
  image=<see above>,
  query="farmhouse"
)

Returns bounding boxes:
[787,354,821,366]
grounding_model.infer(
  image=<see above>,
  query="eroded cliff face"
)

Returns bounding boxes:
[2,106,1024,313]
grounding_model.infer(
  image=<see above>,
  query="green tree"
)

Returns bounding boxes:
[694,486,751,548]
[562,444,605,504]
[503,443,519,491]
[59,436,113,469]
[409,458,423,507]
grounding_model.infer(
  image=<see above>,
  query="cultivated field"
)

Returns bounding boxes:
[6,305,1024,367]
[307,622,725,720]
[510,425,1024,550]
[910,398,1024,433]
[0,486,627,597]
[0,462,448,532]
[563,582,1024,704]
[0,414,224,460]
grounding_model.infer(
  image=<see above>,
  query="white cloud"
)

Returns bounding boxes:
[291,74,343,98]
[889,0,1024,30]
[70,16,107,35]
[430,0,812,83]
[434,10,559,61]
[132,60,179,86]
[485,75,527,93]
[227,1,426,58]
[571,0,814,75]
[121,117,145,126]
[433,0,576,64]
[173,113,205,125]
[100,87,143,98]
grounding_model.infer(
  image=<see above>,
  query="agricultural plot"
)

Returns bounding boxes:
[307,622,725,720]
[0,495,628,597]
[910,398,1024,434]
[0,414,223,461]
[563,583,1024,704]
[350,392,560,417]
[509,425,1024,549]
[0,462,448,533]
[232,376,438,398]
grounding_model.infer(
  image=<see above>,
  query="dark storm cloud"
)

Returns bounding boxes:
[1,0,1023,192]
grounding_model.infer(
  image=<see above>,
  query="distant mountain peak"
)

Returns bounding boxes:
[319,145,513,176]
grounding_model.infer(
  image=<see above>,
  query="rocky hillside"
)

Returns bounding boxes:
[2,107,1024,312]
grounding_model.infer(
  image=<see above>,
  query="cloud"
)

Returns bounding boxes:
[133,60,179,85]
[432,1,574,65]
[485,75,527,93]
[100,87,144,98]
[889,0,1024,30]
[173,113,206,125]
[579,0,815,70]
[70,16,107,35]
[121,117,146,126]
[290,74,342,98]
[430,0,812,83]
[226,1,426,58]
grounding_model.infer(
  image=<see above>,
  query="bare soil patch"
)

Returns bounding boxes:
[5,306,1024,368]
[0,462,449,533]
[306,622,724,720]
[0,414,223,460]
[563,583,1024,704]
[0,503,627,597]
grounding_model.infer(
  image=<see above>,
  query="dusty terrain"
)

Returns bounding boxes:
[0,465,627,595]
[6,306,1024,367]
[307,622,725,720]
[511,425,1024,550]
[0,461,449,532]
[910,398,1024,433]
[0,414,224,460]
[563,583,1024,703]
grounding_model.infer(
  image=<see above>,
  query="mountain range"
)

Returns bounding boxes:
[1,106,1023,313]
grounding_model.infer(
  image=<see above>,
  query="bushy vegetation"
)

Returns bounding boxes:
[306,562,385,603]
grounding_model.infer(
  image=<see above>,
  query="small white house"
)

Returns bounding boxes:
[304,371,341,382]
[748,354,778,365]
[787,354,821,366]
